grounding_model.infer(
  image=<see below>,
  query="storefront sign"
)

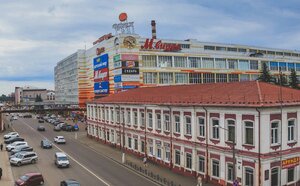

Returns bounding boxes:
[96,47,105,55]
[121,54,139,61]
[122,68,139,74]
[94,68,109,82]
[93,54,108,71]
[114,82,122,89]
[114,54,121,62]
[93,33,113,45]
[282,157,300,169]
[123,85,138,89]
[114,61,122,68]
[94,81,109,94]
[141,38,181,52]
[114,75,122,83]
[114,75,140,82]
[112,68,122,76]
[123,61,138,68]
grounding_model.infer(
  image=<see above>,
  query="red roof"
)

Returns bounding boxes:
[93,81,300,107]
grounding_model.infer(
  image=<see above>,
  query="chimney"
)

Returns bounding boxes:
[151,20,156,39]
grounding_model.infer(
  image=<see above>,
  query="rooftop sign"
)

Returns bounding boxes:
[141,38,181,52]
[93,33,113,45]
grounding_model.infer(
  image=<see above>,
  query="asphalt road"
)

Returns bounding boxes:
[5,116,157,186]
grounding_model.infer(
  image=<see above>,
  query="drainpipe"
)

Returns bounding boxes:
[144,105,147,158]
[168,105,173,170]
[256,108,261,186]
[203,107,209,183]
[116,104,121,149]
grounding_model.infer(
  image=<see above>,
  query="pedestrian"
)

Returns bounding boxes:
[233,179,239,186]
[0,143,3,151]
[196,175,202,186]
[0,167,2,180]
[143,156,147,167]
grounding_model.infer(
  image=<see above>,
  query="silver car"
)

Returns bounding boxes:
[10,151,38,166]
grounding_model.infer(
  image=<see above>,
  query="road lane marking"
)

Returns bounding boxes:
[18,119,111,186]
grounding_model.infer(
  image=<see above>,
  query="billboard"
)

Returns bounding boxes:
[114,61,139,68]
[114,75,140,82]
[93,54,109,71]
[94,68,109,82]
[122,68,139,74]
[94,82,109,94]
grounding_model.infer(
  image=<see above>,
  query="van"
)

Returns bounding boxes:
[55,152,70,168]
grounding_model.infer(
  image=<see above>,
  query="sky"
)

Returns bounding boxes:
[0,0,300,95]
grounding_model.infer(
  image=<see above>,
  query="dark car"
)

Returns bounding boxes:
[60,179,80,186]
[37,126,45,131]
[23,114,32,118]
[10,146,33,155]
[38,119,44,123]
[4,137,24,144]
[41,139,52,149]
[15,172,44,186]
[65,125,75,132]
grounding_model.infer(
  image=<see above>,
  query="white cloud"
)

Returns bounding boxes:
[0,80,54,95]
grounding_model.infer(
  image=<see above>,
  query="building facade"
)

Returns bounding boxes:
[86,81,300,186]
[14,86,50,105]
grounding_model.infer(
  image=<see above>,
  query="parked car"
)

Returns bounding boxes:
[6,141,28,151]
[10,145,33,155]
[38,119,44,123]
[55,152,70,168]
[10,151,38,166]
[4,132,19,139]
[15,172,44,186]
[9,151,27,160]
[41,139,52,149]
[37,126,45,131]
[60,179,80,186]
[12,116,18,120]
[23,114,32,118]
[54,136,66,144]
[54,125,61,131]
[4,137,25,144]
[74,124,79,131]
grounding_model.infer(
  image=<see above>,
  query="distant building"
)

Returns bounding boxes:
[14,86,54,106]
[86,81,300,186]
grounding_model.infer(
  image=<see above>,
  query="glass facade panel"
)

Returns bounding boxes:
[159,72,173,84]
[216,73,227,82]
[143,72,157,84]
[239,60,249,70]
[158,56,172,67]
[142,55,157,67]
[228,59,238,69]
[202,58,214,69]
[215,58,226,69]
[203,73,215,83]
[175,73,188,84]
[174,56,187,68]
[189,57,201,68]
[189,73,202,84]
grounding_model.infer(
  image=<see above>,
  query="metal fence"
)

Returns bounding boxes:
[125,160,182,186]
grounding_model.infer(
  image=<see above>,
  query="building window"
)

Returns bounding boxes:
[126,110,131,125]
[174,56,187,68]
[227,120,235,142]
[279,62,287,71]
[159,72,173,84]
[149,146,153,156]
[185,116,192,135]
[250,60,258,70]
[133,112,138,126]
[140,111,145,127]
[227,47,237,52]
[296,63,300,71]
[287,63,295,71]
[271,121,280,145]
[141,141,145,153]
[175,73,188,84]
[165,147,170,162]
[157,146,161,158]
[216,46,226,51]
[198,156,205,173]
[216,73,227,82]
[142,55,157,67]
[111,110,114,123]
[156,113,161,130]
[245,167,254,186]
[271,167,279,186]
[238,48,247,52]
[287,167,295,183]
[174,115,181,133]
[128,137,132,148]
[204,45,215,50]
[175,150,181,165]
[240,74,250,81]
[227,163,234,181]
[212,160,220,177]
[198,117,205,137]
[164,114,170,132]
[288,120,296,142]
[244,121,254,145]
[239,60,249,70]
[116,110,120,123]
[189,73,202,84]
[158,56,172,67]
[143,72,157,84]
[120,111,124,124]
[186,153,192,169]
[212,119,219,139]
[228,74,239,82]
[202,58,214,69]
[148,112,153,128]
[270,62,279,71]
[203,73,215,83]
[215,58,226,69]
[228,59,238,69]
[189,57,201,68]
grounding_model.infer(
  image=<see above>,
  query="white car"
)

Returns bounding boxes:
[55,152,70,168]
[12,116,18,120]
[4,132,19,140]
[54,136,66,144]
[6,141,28,151]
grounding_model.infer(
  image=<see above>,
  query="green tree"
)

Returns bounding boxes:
[289,68,299,89]
[35,95,43,102]
[258,63,272,82]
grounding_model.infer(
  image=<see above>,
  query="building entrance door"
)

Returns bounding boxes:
[271,167,279,186]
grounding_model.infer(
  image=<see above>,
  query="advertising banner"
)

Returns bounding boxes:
[123,85,138,89]
[94,81,109,94]
[94,54,109,71]
[122,61,139,68]
[112,68,122,76]
[114,61,122,68]
[94,68,109,82]
[113,54,121,62]
[114,75,122,83]
[121,54,139,61]
[114,82,122,89]
[121,75,140,82]
[282,157,300,169]
[122,68,139,74]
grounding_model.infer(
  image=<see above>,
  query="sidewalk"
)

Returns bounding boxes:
[76,133,214,186]
[0,126,15,186]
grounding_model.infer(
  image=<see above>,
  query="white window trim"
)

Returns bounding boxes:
[287,119,297,143]
[197,155,205,173]
[185,152,193,170]
[243,120,255,146]
[211,118,220,140]
[226,119,236,143]
[211,159,220,178]
[174,114,181,134]
[243,166,255,186]
[185,116,192,136]
[197,116,205,137]
[270,120,281,146]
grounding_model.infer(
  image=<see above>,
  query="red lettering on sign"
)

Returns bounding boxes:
[93,33,113,45]
[96,47,105,55]
[141,38,181,52]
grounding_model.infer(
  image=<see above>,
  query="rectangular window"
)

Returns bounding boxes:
[165,148,170,162]
[140,112,145,127]
[245,121,254,145]
[175,150,181,165]
[212,119,219,139]
[198,117,205,137]
[240,74,250,81]
[186,153,192,169]
[175,73,188,84]
[245,168,254,186]
[212,160,220,177]
[271,121,279,145]
[250,60,258,70]
[158,56,172,67]
[270,62,279,71]
[296,63,300,71]
[287,63,295,71]
[215,58,226,69]
[174,56,187,68]
[203,73,215,83]
[198,156,205,172]
[228,59,238,69]
[164,114,170,132]
[239,60,249,70]
[141,141,145,153]
[159,72,173,84]
[185,116,192,135]
[227,164,234,181]
[148,112,153,128]
[149,146,153,156]
[202,58,214,69]
[204,45,215,50]
[156,113,161,130]
[288,120,295,142]
[216,73,227,82]
[228,74,239,82]
[189,73,202,84]
[120,111,124,124]
[133,112,138,126]
[116,110,120,123]
[287,167,294,182]
[174,115,181,133]
[111,110,114,123]
[238,48,247,53]
[216,46,226,51]
[189,57,201,68]
[126,110,131,125]
[157,147,161,158]
[227,120,235,142]
[279,62,287,71]
[134,138,138,150]
[142,55,157,67]
[143,72,157,84]
[128,137,132,148]
[227,47,237,52]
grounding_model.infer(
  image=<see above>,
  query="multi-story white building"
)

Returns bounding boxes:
[86,81,300,186]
